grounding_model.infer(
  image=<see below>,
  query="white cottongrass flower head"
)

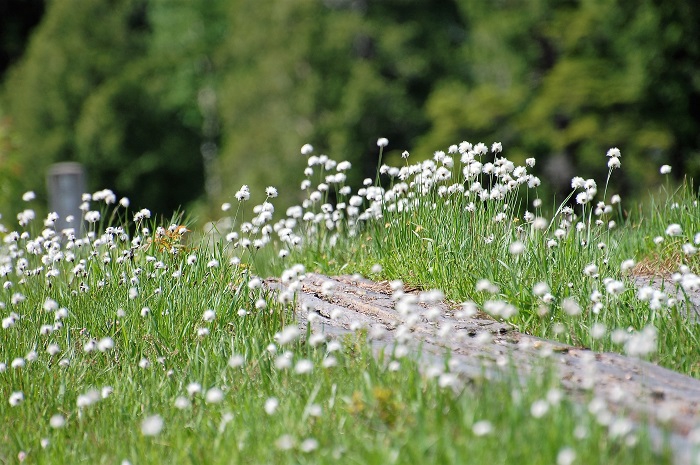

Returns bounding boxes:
[49,414,66,429]
[235,185,251,201]
[85,211,101,223]
[47,343,61,356]
[530,399,549,418]
[299,438,319,453]
[141,415,164,436]
[228,354,245,368]
[186,382,202,397]
[377,138,389,148]
[301,143,314,155]
[97,337,114,352]
[9,391,24,406]
[327,340,342,353]
[606,147,621,158]
[294,359,313,374]
[561,298,581,316]
[576,192,590,205]
[205,387,224,404]
[533,282,550,297]
[509,241,525,255]
[458,301,478,318]
[476,279,499,294]
[43,298,59,312]
[532,217,548,230]
[473,142,488,155]
[174,396,191,410]
[557,447,576,465]
[307,404,323,417]
[309,333,326,347]
[472,420,493,436]
[133,208,151,221]
[483,299,518,318]
[665,223,682,236]
[624,326,657,357]
[275,434,295,451]
[660,164,672,174]
[591,322,607,339]
[101,386,113,399]
[275,325,300,346]
[275,352,293,370]
[604,279,625,296]
[321,280,335,296]
[620,259,635,272]
[264,397,279,415]
[76,389,101,408]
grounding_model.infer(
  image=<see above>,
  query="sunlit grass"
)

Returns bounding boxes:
[281,143,700,377]
[0,141,696,463]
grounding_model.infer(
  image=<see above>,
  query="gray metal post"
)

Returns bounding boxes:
[46,162,86,234]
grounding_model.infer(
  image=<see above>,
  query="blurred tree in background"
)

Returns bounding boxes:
[0,0,44,216]
[0,0,698,223]
[417,0,700,198]
[1,0,206,218]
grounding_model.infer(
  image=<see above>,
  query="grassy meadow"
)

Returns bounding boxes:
[1,141,698,464]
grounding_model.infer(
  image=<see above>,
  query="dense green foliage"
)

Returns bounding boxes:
[1,0,699,221]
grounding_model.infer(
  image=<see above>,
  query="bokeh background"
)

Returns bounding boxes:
[1,0,698,223]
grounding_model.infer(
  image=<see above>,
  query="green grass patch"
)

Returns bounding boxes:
[0,142,695,462]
